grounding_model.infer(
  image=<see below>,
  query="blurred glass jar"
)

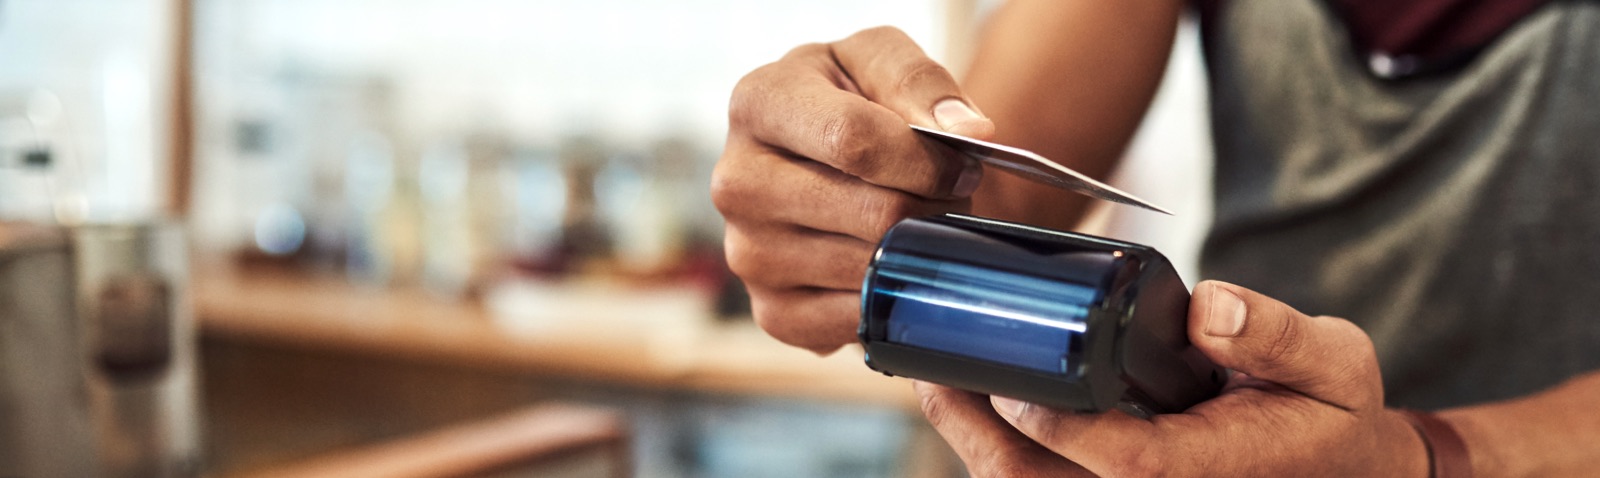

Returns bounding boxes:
[343,129,397,285]
[501,145,566,275]
[417,139,470,296]
[417,125,509,298]
[554,134,612,271]
[596,135,702,277]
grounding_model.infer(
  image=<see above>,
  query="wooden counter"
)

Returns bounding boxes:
[191,265,918,410]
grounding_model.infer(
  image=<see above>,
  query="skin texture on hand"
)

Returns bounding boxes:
[714,0,1183,354]
[713,26,992,353]
[915,281,1431,478]
[714,3,1600,474]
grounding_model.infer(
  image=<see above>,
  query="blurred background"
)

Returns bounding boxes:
[0,0,1210,476]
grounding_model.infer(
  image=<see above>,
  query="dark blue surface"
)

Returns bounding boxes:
[871,251,1104,374]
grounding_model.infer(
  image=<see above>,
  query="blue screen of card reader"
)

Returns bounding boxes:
[871,252,1107,374]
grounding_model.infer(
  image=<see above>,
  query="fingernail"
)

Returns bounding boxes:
[951,156,982,198]
[1206,286,1248,337]
[991,396,1026,419]
[933,98,983,132]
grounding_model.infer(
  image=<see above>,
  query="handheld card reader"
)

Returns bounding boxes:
[859,214,1226,417]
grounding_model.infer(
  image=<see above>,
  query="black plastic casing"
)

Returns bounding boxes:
[859,214,1226,415]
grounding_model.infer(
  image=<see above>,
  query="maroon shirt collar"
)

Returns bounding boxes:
[1196,0,1553,79]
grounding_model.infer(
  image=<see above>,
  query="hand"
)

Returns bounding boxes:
[915,280,1431,477]
[712,27,993,353]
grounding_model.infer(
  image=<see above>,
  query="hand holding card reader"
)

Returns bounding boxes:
[859,214,1225,417]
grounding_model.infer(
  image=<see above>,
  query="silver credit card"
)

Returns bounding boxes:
[912,125,1172,215]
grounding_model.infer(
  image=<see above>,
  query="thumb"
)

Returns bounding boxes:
[831,27,995,139]
[1188,281,1383,410]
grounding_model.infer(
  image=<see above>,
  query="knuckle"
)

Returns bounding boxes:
[847,25,911,45]
[720,228,763,282]
[917,388,952,427]
[728,65,777,128]
[1325,316,1383,381]
[970,453,1038,478]
[1006,405,1070,457]
[780,41,830,61]
[858,191,917,239]
[748,292,792,340]
[1261,310,1306,366]
[1327,316,1375,354]
[1022,411,1064,450]
[749,296,839,355]
[708,158,750,217]
[722,228,807,293]
[1094,444,1167,478]
[817,107,882,177]
[1126,447,1171,478]
[894,58,953,97]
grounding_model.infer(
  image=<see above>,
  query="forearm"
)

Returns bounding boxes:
[961,0,1182,230]
[1438,371,1600,476]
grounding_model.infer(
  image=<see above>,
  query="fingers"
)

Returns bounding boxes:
[724,224,873,291]
[729,42,982,199]
[1187,281,1383,411]
[833,27,996,139]
[984,282,1393,477]
[716,145,960,353]
[915,383,1094,478]
[745,286,860,353]
[712,144,964,242]
[987,396,1166,476]
[717,26,991,354]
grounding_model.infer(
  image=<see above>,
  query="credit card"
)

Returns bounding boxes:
[911,125,1172,215]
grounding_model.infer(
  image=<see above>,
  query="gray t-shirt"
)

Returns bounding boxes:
[1200,0,1600,409]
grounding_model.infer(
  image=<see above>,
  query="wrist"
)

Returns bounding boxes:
[1382,409,1434,478]
[1397,408,1474,478]
[1436,408,1512,477]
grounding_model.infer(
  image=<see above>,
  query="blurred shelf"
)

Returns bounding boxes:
[234,403,628,478]
[191,263,917,409]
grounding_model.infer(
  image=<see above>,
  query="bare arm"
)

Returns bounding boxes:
[1443,371,1600,476]
[965,0,1182,230]
[956,2,1600,475]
